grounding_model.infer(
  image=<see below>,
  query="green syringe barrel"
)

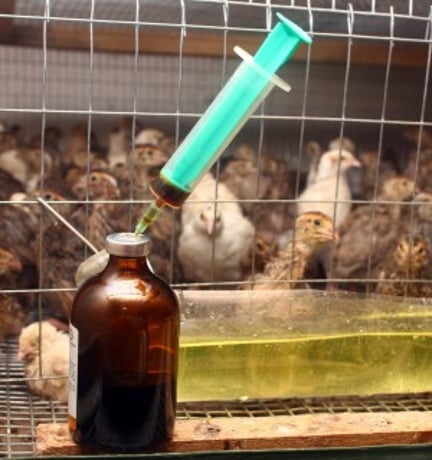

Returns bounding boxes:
[159,13,311,194]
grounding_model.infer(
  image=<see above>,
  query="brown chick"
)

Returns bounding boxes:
[359,149,398,200]
[17,321,68,402]
[72,170,123,250]
[376,235,432,297]
[134,127,176,157]
[248,211,337,290]
[63,122,101,166]
[331,176,417,291]
[31,190,83,321]
[221,144,292,215]
[122,144,168,200]
[240,229,279,280]
[0,247,28,341]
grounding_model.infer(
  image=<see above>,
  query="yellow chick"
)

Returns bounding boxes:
[17,321,69,403]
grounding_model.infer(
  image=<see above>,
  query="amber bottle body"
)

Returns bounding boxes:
[69,254,179,451]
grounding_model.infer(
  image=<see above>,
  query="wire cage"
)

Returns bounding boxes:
[1,0,432,457]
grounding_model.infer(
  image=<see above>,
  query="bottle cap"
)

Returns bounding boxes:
[105,233,151,257]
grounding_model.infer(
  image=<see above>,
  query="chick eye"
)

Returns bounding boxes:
[216,215,221,223]
[200,213,205,221]
[313,219,321,226]
[90,175,97,182]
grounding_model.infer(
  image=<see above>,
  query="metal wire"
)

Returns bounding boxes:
[1,1,432,456]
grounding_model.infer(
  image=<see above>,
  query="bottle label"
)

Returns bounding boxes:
[68,323,79,421]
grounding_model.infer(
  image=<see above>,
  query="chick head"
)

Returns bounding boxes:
[381,176,416,201]
[134,144,168,168]
[194,204,223,237]
[17,321,59,362]
[294,211,338,248]
[73,170,120,200]
[414,192,432,221]
[320,148,361,174]
[393,235,429,272]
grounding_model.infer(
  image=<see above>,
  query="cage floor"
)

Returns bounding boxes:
[2,338,432,458]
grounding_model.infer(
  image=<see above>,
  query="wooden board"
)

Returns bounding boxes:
[0,23,428,67]
[0,0,15,41]
[35,411,432,456]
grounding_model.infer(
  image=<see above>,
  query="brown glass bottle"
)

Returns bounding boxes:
[69,233,179,452]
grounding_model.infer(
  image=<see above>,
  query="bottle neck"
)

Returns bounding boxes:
[105,254,151,273]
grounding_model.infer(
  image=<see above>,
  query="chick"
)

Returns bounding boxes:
[0,168,25,199]
[297,148,361,228]
[331,176,417,291]
[220,145,278,212]
[17,321,69,402]
[135,128,175,156]
[376,235,432,297]
[0,247,27,341]
[0,147,54,192]
[110,142,168,200]
[304,140,323,188]
[178,173,254,284]
[240,229,279,279]
[359,149,398,200]
[63,122,101,166]
[222,145,294,225]
[72,170,123,249]
[305,137,355,189]
[107,117,135,167]
[248,211,337,290]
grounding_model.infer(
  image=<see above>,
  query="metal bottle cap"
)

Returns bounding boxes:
[105,232,151,257]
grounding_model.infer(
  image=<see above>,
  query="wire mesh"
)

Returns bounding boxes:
[1,0,432,456]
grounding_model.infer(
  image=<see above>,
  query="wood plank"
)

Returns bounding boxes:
[0,0,15,41]
[1,23,428,68]
[35,411,432,456]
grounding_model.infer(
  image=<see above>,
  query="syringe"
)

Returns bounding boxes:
[134,12,312,234]
[77,13,311,286]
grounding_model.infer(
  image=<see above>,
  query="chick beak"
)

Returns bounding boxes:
[333,229,340,247]
[350,157,362,168]
[315,227,339,245]
[8,258,22,272]
[206,219,215,236]
[17,349,24,361]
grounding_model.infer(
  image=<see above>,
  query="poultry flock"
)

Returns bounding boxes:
[0,119,432,354]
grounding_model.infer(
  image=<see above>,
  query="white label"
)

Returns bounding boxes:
[68,323,78,419]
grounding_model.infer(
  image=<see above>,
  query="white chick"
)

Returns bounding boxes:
[178,173,254,283]
[297,148,361,228]
[17,321,69,403]
[0,148,53,192]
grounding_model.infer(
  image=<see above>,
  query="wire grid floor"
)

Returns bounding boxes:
[2,338,432,457]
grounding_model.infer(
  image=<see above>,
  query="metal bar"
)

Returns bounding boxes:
[36,197,99,253]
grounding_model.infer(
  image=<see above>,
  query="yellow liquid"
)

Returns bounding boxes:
[178,332,432,402]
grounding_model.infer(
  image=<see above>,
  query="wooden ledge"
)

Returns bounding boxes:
[35,411,432,456]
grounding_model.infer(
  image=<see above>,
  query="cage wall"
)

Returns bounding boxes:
[1,0,432,456]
